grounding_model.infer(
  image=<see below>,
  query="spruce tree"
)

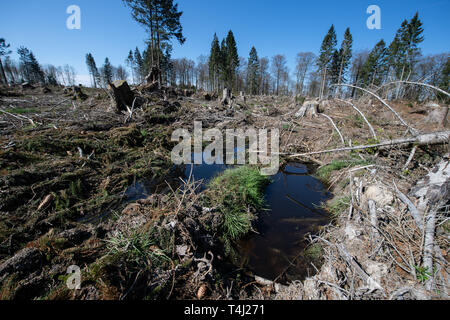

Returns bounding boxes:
[126,50,135,83]
[86,53,100,88]
[122,0,185,84]
[224,30,239,90]
[208,33,221,91]
[134,47,145,82]
[102,57,113,85]
[17,47,44,84]
[335,28,353,95]
[247,46,260,95]
[0,38,12,85]
[317,25,337,98]
[360,39,388,87]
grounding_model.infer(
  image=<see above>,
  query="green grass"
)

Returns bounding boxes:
[316,157,372,182]
[206,166,270,255]
[105,230,170,268]
[326,195,351,217]
[5,107,38,114]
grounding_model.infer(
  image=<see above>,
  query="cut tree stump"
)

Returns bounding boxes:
[221,88,232,106]
[109,80,135,114]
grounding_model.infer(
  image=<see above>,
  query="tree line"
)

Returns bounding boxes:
[120,8,447,101]
[0,39,79,87]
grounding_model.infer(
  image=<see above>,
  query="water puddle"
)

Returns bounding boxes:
[237,163,331,282]
[124,152,331,282]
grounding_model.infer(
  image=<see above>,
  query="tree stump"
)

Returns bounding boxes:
[145,66,160,84]
[221,88,232,106]
[109,80,135,114]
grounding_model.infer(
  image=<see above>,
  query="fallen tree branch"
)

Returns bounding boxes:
[383,81,450,98]
[287,131,449,158]
[394,182,424,232]
[336,98,377,139]
[402,145,418,171]
[320,113,346,146]
[333,84,418,134]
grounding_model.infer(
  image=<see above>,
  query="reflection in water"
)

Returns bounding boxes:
[124,152,331,283]
[238,163,331,282]
[181,160,331,283]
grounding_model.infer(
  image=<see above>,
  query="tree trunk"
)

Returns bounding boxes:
[0,58,8,86]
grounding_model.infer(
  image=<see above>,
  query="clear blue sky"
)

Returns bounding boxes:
[1,0,449,84]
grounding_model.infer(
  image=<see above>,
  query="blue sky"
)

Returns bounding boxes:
[1,0,449,84]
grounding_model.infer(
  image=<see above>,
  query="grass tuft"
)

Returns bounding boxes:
[206,166,270,255]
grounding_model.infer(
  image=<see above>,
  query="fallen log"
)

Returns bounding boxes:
[288,131,450,158]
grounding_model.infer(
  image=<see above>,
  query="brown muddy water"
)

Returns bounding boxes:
[124,153,331,283]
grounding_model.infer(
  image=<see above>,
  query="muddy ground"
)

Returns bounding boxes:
[0,83,448,300]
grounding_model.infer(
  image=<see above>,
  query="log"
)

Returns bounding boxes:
[288,131,450,158]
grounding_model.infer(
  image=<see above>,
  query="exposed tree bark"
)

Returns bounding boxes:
[288,131,450,158]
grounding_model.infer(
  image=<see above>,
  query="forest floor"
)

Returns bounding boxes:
[0,83,448,300]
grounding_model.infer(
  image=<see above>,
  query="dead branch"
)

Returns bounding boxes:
[383,81,450,98]
[402,145,418,171]
[336,98,377,139]
[320,113,346,146]
[333,84,417,134]
[336,244,383,291]
[394,183,423,232]
[287,131,449,158]
[368,200,379,241]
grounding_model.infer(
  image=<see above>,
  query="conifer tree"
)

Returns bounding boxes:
[102,57,113,85]
[17,46,44,84]
[317,25,337,98]
[86,53,100,88]
[126,50,135,83]
[335,28,353,96]
[0,38,12,85]
[224,30,239,90]
[247,46,260,95]
[122,0,185,84]
[134,47,145,82]
[360,39,388,87]
[208,33,221,91]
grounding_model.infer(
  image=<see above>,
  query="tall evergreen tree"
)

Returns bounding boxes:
[360,39,388,87]
[122,0,185,85]
[224,30,239,90]
[102,57,113,85]
[317,25,337,98]
[134,47,145,82]
[0,38,12,85]
[247,46,260,95]
[335,28,353,96]
[17,47,44,84]
[126,50,135,83]
[86,53,100,88]
[208,33,221,91]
